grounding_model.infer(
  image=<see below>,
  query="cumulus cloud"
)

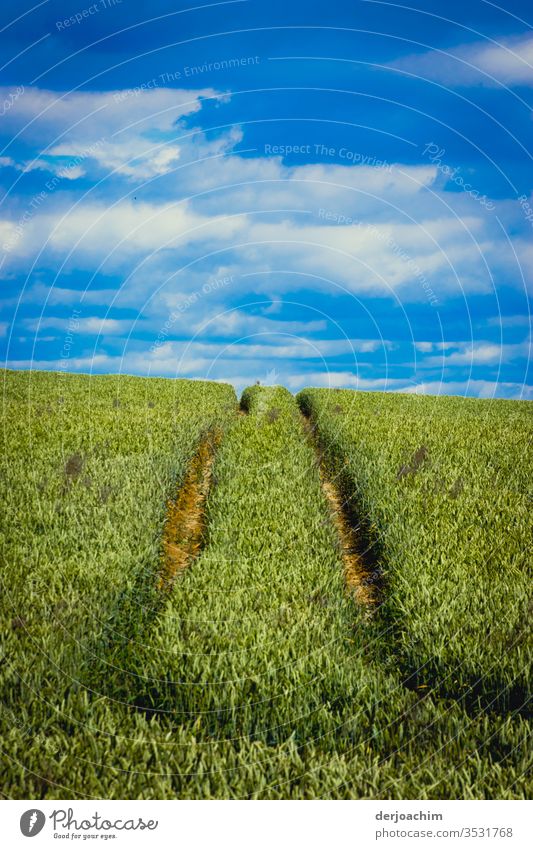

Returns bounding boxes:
[0,199,245,267]
[43,139,182,180]
[24,316,139,336]
[0,195,504,301]
[402,379,533,400]
[0,85,220,144]
[422,339,531,367]
[412,338,531,367]
[487,314,532,329]
[286,370,532,401]
[0,85,224,184]
[391,34,533,87]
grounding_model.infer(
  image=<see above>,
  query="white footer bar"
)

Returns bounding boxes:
[2,799,531,849]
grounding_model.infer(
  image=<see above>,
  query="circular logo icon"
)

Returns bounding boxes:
[20,810,46,837]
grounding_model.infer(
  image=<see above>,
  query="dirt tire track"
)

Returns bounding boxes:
[301,413,379,608]
[157,428,221,591]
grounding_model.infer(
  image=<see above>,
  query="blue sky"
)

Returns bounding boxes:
[1,0,532,397]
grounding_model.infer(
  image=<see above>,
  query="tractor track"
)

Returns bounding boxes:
[157,427,221,591]
[300,412,380,608]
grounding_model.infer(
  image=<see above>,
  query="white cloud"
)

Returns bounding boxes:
[402,379,533,400]
[286,371,533,400]
[486,314,532,329]
[45,139,182,181]
[1,200,245,266]
[0,86,220,144]
[1,197,500,301]
[0,85,223,184]
[23,316,138,336]
[178,338,391,360]
[415,341,434,353]
[422,339,531,366]
[285,371,406,391]
[192,310,329,337]
[24,284,120,307]
[392,34,533,87]
[18,326,391,363]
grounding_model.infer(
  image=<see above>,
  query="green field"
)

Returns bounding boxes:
[1,370,531,799]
